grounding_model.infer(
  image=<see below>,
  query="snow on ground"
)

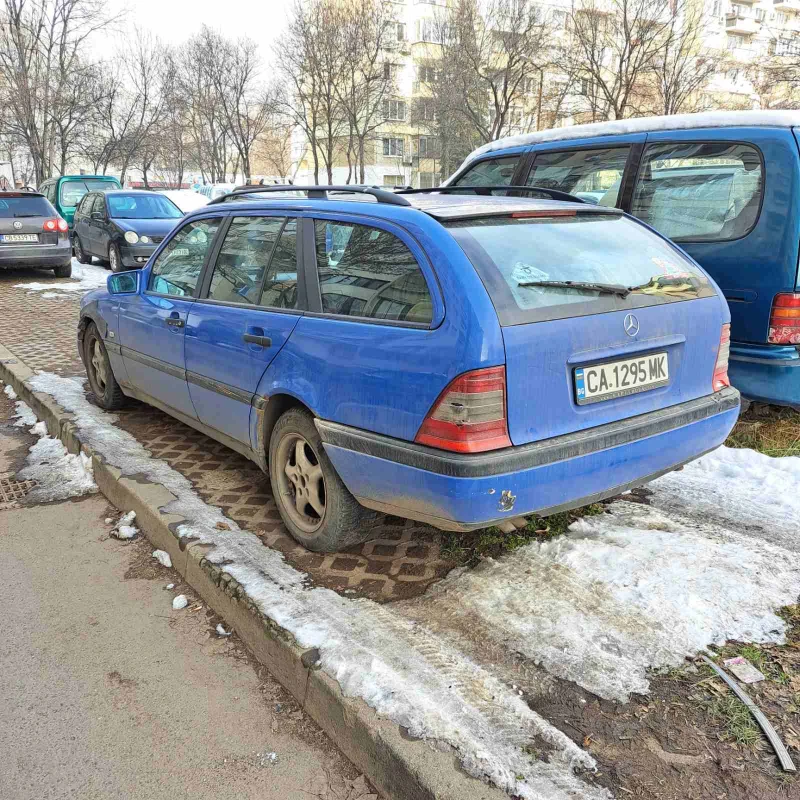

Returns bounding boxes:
[4,385,17,400]
[26,371,607,800]
[648,445,800,553]
[14,259,109,297]
[407,500,800,702]
[12,400,37,428]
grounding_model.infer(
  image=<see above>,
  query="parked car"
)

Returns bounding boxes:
[196,183,237,202]
[77,185,739,552]
[156,189,210,214]
[0,191,72,277]
[73,190,183,272]
[446,110,800,409]
[38,175,121,230]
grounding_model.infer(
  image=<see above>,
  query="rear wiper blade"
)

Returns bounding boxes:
[13,213,39,218]
[517,279,630,297]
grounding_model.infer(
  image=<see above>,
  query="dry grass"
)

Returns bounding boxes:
[726,404,800,458]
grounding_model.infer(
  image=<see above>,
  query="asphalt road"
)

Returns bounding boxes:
[0,396,369,800]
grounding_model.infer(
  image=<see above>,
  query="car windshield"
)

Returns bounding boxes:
[0,196,53,217]
[107,194,182,220]
[447,212,715,325]
[59,180,118,207]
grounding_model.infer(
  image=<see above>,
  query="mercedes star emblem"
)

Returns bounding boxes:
[624,313,640,337]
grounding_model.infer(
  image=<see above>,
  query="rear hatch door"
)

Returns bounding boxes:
[447,209,727,445]
[0,194,54,246]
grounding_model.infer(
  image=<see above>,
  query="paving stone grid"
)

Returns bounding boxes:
[0,271,455,600]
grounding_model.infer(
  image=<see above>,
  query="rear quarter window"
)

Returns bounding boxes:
[631,142,763,242]
[447,212,716,325]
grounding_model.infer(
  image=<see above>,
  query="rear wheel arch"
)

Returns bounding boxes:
[258,393,313,460]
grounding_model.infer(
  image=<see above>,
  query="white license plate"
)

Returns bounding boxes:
[575,352,668,405]
[0,233,38,243]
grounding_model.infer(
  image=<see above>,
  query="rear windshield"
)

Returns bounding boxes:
[0,195,53,217]
[107,194,182,219]
[447,212,716,326]
[60,180,118,207]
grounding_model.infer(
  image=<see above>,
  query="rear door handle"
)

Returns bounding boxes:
[243,334,271,347]
[165,317,184,328]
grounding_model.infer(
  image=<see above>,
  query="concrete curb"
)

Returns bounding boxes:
[0,346,506,800]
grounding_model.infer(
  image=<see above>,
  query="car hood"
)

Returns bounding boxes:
[112,218,180,237]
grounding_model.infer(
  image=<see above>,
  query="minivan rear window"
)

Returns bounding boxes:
[60,180,118,207]
[0,195,53,217]
[447,213,715,325]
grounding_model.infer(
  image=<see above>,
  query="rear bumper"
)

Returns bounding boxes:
[0,243,71,268]
[729,343,800,409]
[317,387,741,531]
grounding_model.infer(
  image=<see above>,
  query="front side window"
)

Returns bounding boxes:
[148,217,221,297]
[526,147,629,206]
[631,142,763,242]
[208,216,284,305]
[453,156,520,187]
[313,220,432,324]
[447,212,715,325]
[107,194,182,220]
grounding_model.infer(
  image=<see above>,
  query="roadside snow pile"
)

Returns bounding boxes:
[410,500,800,703]
[12,400,37,428]
[650,445,800,553]
[18,436,96,502]
[15,259,108,297]
[4,385,17,400]
[110,510,138,540]
[152,549,172,568]
[26,370,608,800]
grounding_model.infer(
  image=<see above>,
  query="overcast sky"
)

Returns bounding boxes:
[105,0,295,64]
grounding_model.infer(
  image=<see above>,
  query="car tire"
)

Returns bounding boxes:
[268,407,380,552]
[73,235,91,264]
[52,262,72,278]
[84,323,126,410]
[108,242,124,273]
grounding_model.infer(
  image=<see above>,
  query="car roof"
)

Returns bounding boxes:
[455,110,800,174]
[0,191,45,198]
[101,189,166,196]
[194,189,615,223]
[58,175,119,181]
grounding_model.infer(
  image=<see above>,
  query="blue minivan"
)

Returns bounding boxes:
[447,111,800,409]
[77,186,739,551]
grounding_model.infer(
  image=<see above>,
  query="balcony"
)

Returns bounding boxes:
[774,0,800,12]
[726,11,760,34]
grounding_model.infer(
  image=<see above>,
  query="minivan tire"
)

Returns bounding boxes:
[74,235,91,264]
[108,242,124,273]
[53,261,72,278]
[269,408,379,552]
[84,323,126,410]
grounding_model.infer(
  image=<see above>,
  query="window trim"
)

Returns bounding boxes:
[144,213,229,300]
[304,212,443,329]
[630,139,765,244]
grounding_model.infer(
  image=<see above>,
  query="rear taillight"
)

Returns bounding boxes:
[415,366,512,453]
[768,293,800,344]
[713,324,731,392]
[43,218,68,233]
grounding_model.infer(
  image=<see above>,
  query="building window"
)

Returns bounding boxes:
[419,172,440,189]
[417,18,444,43]
[383,137,404,157]
[418,64,437,83]
[417,136,439,158]
[383,99,407,120]
[382,174,405,188]
[419,99,437,121]
[396,22,406,41]
[383,62,394,81]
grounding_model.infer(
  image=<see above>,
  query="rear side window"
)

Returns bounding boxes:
[260,219,298,309]
[453,156,520,187]
[313,220,432,324]
[631,142,763,242]
[525,147,629,206]
[0,195,54,217]
[149,218,221,297]
[447,213,715,325]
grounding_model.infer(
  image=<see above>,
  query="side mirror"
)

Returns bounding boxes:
[107,271,139,295]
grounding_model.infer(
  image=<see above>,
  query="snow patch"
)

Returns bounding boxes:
[19,436,96,502]
[15,259,109,297]
[12,400,37,428]
[26,371,606,800]
[111,510,138,540]
[29,421,48,436]
[172,594,188,610]
[4,385,17,400]
[216,623,231,637]
[152,549,172,568]
[413,501,800,702]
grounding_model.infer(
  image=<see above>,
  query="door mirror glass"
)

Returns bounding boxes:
[107,272,139,295]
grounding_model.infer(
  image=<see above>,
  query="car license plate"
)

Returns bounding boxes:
[0,233,38,243]
[575,352,668,405]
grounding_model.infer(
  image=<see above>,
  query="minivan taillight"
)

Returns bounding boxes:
[415,366,512,453]
[713,324,731,392]
[768,293,800,344]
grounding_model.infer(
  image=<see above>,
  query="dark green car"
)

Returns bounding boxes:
[37,175,122,230]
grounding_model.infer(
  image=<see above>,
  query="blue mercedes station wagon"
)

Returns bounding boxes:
[77,186,740,552]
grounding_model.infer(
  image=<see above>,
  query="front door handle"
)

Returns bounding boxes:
[243,334,271,347]
[166,316,184,328]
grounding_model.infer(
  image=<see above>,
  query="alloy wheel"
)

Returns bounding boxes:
[91,340,107,392]
[275,433,326,534]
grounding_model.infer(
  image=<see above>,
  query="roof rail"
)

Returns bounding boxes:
[395,185,586,204]
[208,184,412,207]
